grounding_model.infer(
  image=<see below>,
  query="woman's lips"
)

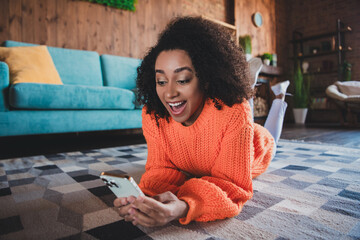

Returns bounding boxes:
[168,101,187,115]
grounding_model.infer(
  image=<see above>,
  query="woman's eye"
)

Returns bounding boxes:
[156,80,166,86]
[177,79,190,85]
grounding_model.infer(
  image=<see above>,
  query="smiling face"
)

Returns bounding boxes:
[155,50,205,126]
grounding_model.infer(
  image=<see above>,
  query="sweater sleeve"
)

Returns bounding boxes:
[177,112,255,224]
[139,109,187,196]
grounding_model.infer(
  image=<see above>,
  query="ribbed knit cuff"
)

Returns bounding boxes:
[178,196,200,225]
[139,180,179,196]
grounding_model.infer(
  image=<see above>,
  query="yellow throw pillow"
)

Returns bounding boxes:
[0,46,63,85]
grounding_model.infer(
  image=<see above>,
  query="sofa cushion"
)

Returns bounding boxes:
[100,54,141,89]
[9,83,135,110]
[4,40,103,86]
[0,46,62,85]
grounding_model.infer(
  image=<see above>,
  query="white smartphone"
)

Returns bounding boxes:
[100,172,144,198]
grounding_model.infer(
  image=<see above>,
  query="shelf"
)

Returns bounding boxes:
[290,27,352,43]
[304,70,337,75]
[310,108,337,111]
[292,48,352,59]
[259,65,283,76]
[290,19,353,124]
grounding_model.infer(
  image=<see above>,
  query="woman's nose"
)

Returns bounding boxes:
[165,82,179,98]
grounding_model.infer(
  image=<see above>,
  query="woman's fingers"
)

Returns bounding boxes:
[132,196,172,218]
[113,197,129,207]
[121,193,185,227]
[124,213,134,222]
[153,191,176,203]
[118,204,132,216]
[128,208,165,227]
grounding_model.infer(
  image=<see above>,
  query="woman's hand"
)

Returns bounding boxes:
[114,191,189,227]
[113,197,135,222]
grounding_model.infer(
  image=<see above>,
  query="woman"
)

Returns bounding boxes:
[114,16,288,227]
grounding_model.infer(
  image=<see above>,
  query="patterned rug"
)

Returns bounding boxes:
[0,140,359,240]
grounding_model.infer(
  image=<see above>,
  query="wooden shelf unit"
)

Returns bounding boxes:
[291,19,352,84]
[290,19,352,123]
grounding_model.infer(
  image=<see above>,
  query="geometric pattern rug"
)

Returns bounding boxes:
[0,140,359,240]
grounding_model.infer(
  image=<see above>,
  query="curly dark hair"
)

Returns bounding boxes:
[136,16,252,122]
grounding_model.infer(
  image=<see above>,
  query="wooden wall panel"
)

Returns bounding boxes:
[1,0,280,61]
[0,0,184,58]
[33,0,48,45]
[235,0,276,58]
[112,10,131,56]
[8,0,22,41]
[129,0,181,58]
[0,0,9,43]
[182,0,229,23]
[45,0,57,46]
[21,0,35,44]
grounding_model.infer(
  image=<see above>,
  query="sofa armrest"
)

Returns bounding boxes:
[0,61,10,111]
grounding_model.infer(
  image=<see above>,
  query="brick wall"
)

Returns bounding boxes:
[275,0,291,78]
[288,0,360,84]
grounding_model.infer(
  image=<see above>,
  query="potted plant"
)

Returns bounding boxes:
[293,61,311,124]
[261,53,272,65]
[239,35,252,61]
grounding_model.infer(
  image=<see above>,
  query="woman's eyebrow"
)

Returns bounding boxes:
[155,69,165,74]
[155,67,193,74]
[174,66,193,73]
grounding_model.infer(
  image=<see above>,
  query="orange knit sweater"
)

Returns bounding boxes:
[139,99,274,225]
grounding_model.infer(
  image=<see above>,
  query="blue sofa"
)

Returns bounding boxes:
[0,40,142,137]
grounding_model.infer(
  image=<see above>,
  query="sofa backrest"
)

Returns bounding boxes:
[4,40,103,86]
[100,54,142,90]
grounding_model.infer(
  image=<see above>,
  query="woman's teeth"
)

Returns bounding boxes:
[168,101,185,107]
[168,101,187,114]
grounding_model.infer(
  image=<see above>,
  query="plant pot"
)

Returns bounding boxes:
[263,59,270,65]
[293,108,308,124]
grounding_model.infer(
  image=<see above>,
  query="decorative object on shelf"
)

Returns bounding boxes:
[311,97,328,109]
[252,12,263,27]
[239,35,252,61]
[261,53,272,66]
[310,46,320,54]
[331,37,336,51]
[84,0,137,11]
[293,61,311,124]
[302,61,309,73]
[342,60,352,81]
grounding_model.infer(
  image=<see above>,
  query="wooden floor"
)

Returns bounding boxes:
[281,124,360,148]
[1,124,359,160]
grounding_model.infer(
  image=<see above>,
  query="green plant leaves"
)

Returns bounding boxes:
[85,0,137,11]
[239,35,252,54]
[294,61,311,108]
